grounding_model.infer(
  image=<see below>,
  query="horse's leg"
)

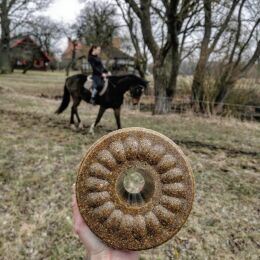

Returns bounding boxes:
[76,109,84,129]
[74,100,84,129]
[89,106,106,135]
[70,106,77,130]
[70,98,81,130]
[113,107,121,129]
[75,108,80,123]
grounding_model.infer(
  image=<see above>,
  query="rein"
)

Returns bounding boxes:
[107,77,117,88]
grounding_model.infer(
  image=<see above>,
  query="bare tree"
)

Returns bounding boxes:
[191,0,240,110]
[213,0,260,112]
[116,0,148,79]
[24,16,63,56]
[75,1,119,47]
[191,0,260,113]
[0,0,51,73]
[118,0,198,114]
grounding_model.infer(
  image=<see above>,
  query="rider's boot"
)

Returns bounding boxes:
[90,88,97,105]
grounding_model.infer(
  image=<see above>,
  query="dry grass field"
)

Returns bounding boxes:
[0,71,259,259]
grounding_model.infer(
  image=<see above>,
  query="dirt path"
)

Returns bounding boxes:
[2,108,259,158]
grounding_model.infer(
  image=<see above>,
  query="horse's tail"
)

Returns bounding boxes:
[55,81,70,114]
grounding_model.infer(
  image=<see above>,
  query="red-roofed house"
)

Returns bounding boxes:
[10,36,52,70]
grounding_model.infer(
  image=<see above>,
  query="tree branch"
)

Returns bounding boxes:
[125,0,159,57]
[241,40,260,73]
[209,0,240,52]
[228,0,246,64]
[124,0,143,18]
[235,18,260,66]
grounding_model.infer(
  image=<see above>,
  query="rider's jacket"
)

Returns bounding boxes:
[88,54,108,77]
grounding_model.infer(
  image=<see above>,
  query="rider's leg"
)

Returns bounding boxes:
[91,87,98,99]
[90,76,99,104]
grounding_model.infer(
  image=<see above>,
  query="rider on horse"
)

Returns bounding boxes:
[88,45,109,104]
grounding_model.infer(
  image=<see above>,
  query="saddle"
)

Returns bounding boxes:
[83,76,108,96]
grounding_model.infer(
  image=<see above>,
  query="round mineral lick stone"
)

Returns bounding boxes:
[76,127,194,250]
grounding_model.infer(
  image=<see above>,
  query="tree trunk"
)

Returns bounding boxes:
[0,6,12,74]
[257,57,260,83]
[167,46,180,100]
[191,0,211,112]
[23,61,34,74]
[153,63,171,114]
[0,50,12,73]
[153,47,179,114]
[191,54,208,112]
[213,70,235,114]
[134,56,147,79]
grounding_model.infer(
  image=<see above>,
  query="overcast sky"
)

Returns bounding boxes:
[45,0,84,53]
[46,0,84,23]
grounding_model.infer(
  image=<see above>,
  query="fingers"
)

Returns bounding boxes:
[71,183,76,207]
[72,184,138,258]
[71,183,108,255]
[72,184,86,234]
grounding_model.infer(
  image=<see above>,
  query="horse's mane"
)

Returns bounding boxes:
[108,74,145,85]
[108,74,137,80]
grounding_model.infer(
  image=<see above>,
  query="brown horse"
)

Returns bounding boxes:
[55,74,148,133]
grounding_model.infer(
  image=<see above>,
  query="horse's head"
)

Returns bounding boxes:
[129,76,149,105]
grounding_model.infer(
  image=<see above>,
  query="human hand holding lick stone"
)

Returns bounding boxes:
[74,127,195,255]
[72,184,139,259]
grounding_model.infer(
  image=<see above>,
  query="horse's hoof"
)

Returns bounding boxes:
[89,129,95,135]
[70,124,78,131]
[78,122,84,129]
[88,123,95,135]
